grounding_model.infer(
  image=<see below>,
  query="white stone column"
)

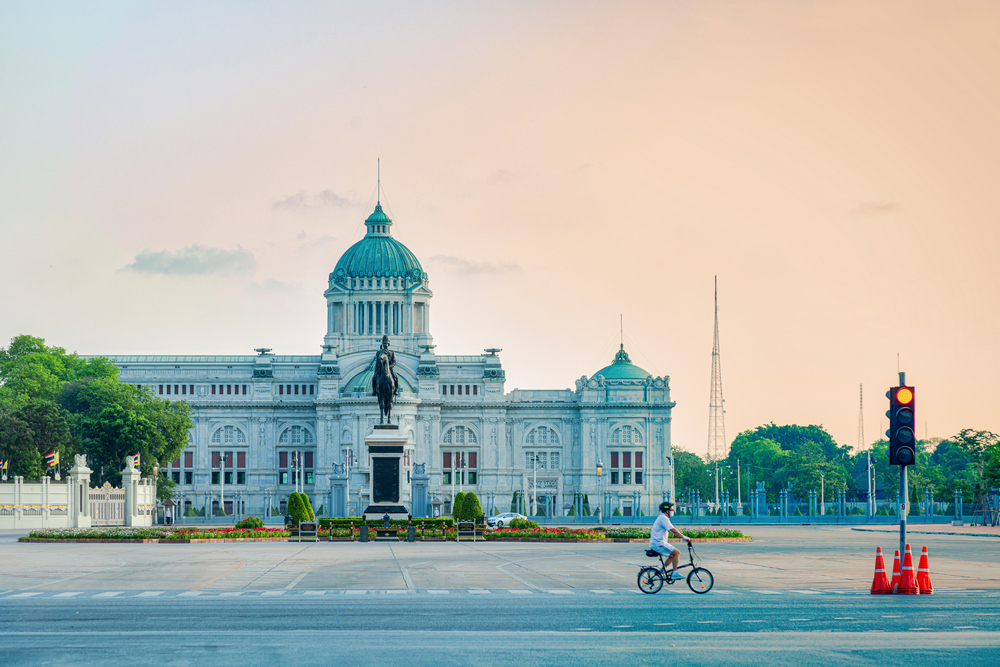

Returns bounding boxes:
[123,465,141,526]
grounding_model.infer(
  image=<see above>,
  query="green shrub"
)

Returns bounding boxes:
[510,490,525,513]
[462,492,483,521]
[612,507,622,516]
[235,516,265,529]
[509,517,540,529]
[452,492,466,518]
[302,494,316,521]
[214,505,227,517]
[794,507,803,516]
[582,493,591,516]
[287,493,310,523]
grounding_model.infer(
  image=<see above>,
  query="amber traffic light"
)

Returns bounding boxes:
[886,385,916,466]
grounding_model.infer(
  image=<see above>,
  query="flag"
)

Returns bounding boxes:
[128,453,140,468]
[44,451,58,467]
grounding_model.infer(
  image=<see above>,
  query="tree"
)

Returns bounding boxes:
[673,448,713,499]
[947,430,1000,495]
[452,491,466,519]
[462,492,483,521]
[302,494,316,521]
[60,379,191,487]
[0,409,40,478]
[157,475,176,504]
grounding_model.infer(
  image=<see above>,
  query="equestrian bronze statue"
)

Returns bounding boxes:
[372,335,399,424]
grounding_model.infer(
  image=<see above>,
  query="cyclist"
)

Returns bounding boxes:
[650,501,690,580]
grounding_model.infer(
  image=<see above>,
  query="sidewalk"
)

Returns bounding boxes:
[852,524,1000,538]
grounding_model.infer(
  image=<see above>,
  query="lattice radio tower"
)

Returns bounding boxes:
[708,276,727,461]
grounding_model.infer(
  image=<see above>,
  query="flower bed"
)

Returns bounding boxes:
[600,527,748,540]
[485,527,605,541]
[20,527,290,543]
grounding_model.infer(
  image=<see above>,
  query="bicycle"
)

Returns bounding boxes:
[637,541,714,594]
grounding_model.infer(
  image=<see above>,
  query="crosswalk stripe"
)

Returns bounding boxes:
[136,591,163,597]
[93,592,122,597]
[53,592,83,597]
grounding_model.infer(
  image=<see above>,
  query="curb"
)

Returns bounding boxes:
[851,528,1000,538]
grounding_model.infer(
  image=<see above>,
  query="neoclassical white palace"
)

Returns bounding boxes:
[113,201,676,518]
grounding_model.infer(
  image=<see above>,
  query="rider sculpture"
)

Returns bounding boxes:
[372,335,399,424]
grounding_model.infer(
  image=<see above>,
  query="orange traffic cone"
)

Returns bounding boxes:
[890,550,901,593]
[896,544,920,595]
[870,547,892,594]
[916,546,934,594]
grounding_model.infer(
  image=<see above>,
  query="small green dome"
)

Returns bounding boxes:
[593,345,651,380]
[342,357,415,394]
[330,203,426,281]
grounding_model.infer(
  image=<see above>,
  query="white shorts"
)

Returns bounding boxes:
[651,543,679,556]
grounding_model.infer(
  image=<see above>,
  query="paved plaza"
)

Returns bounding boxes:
[1,525,998,665]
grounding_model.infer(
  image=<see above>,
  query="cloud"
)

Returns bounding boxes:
[851,201,902,217]
[248,279,297,291]
[297,234,337,251]
[429,254,520,275]
[273,189,361,210]
[125,245,256,276]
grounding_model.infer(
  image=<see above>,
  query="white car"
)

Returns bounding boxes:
[487,512,527,528]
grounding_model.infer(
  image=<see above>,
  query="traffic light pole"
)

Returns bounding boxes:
[899,465,907,556]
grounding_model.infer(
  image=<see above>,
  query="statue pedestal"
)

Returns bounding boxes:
[363,426,409,520]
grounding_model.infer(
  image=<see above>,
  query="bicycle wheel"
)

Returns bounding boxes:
[687,567,713,594]
[637,567,663,594]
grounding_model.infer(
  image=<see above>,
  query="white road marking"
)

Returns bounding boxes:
[136,591,164,597]
[789,618,812,621]
[219,592,243,596]
[546,589,573,594]
[613,625,632,628]
[468,589,490,595]
[345,590,367,595]
[426,590,449,594]
[590,590,615,594]
[262,590,285,596]
[93,592,122,597]
[954,626,977,629]
[654,623,675,626]
[284,572,309,590]
[11,592,43,598]
[508,590,533,594]
[53,592,83,597]
[742,620,765,623]
[178,591,201,596]
[303,591,325,595]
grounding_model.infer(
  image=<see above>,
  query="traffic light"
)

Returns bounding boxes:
[885,385,916,466]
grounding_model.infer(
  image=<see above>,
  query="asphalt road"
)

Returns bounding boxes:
[3,592,999,666]
[2,526,998,665]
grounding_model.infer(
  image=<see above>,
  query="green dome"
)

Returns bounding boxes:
[330,203,425,281]
[593,345,651,380]
[342,357,415,394]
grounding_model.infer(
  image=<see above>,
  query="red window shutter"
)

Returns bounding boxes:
[279,385,283,395]
[212,452,220,467]
[166,385,170,395]
[443,452,452,468]
[237,452,246,468]
[159,385,163,394]
[468,452,477,469]
[611,452,619,468]
[181,385,186,395]
[635,452,643,469]
[184,452,193,468]
[294,385,299,395]
[279,452,288,468]
[227,385,231,395]
[623,452,632,469]
[473,386,478,395]
[226,452,234,468]
[172,458,181,467]
[190,385,194,395]
[309,385,314,395]
[211,385,216,394]
[305,452,313,468]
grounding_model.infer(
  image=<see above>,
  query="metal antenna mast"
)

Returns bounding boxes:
[708,276,727,461]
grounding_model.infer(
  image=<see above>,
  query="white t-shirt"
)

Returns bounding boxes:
[649,513,675,548]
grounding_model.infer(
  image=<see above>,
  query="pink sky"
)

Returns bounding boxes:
[2,1,998,456]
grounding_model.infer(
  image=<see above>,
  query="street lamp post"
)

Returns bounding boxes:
[820,464,826,516]
[596,459,603,524]
[218,453,229,519]
[531,453,538,517]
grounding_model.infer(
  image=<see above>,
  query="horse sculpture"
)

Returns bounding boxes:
[374,351,395,424]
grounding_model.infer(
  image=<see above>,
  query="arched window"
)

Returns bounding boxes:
[442,425,477,445]
[525,426,559,446]
[211,426,246,445]
[279,426,315,445]
[610,424,643,445]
